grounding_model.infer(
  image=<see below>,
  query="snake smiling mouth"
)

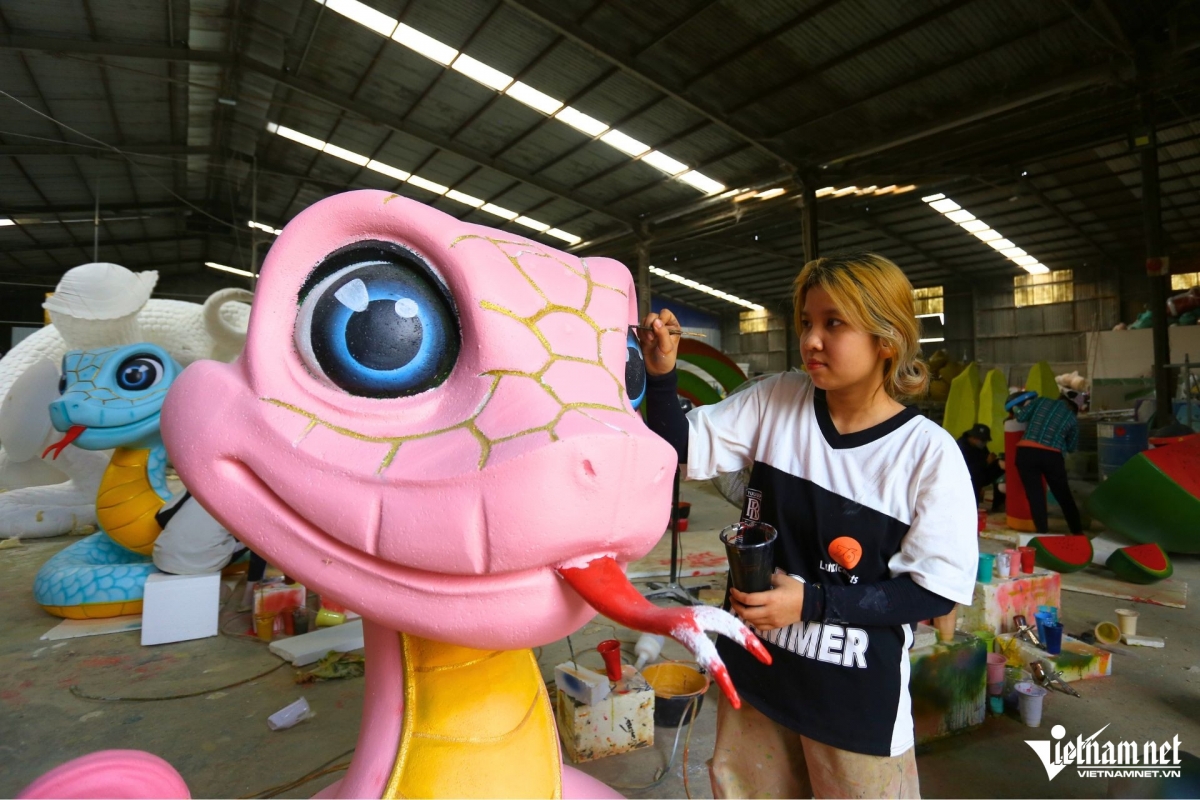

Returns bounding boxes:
[42,425,86,460]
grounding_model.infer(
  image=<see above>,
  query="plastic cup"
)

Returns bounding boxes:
[989,695,1004,714]
[596,639,623,681]
[1005,549,1020,578]
[1005,667,1029,711]
[988,681,1004,697]
[1043,622,1064,655]
[1115,608,1139,636]
[974,629,996,653]
[977,553,996,584]
[1038,605,1058,625]
[1016,681,1048,727]
[996,551,1011,577]
[254,613,275,642]
[720,522,778,593]
[986,652,1007,684]
[1094,621,1120,644]
[1034,612,1052,644]
[1019,546,1035,573]
[978,509,987,532]
[292,607,310,636]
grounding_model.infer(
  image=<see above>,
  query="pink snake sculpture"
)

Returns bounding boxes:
[21,190,768,799]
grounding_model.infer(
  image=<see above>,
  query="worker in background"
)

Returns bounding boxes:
[1010,392,1083,534]
[957,423,1004,511]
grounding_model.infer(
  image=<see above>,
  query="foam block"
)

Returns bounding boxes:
[956,570,1062,635]
[269,618,364,665]
[140,572,220,646]
[909,633,986,744]
[995,633,1112,681]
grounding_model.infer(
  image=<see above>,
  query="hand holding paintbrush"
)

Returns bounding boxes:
[637,310,681,377]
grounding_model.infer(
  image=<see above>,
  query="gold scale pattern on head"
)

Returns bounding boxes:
[264,230,631,475]
[63,347,169,407]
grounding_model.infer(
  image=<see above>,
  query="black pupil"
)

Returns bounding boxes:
[119,360,156,390]
[625,341,646,400]
[58,375,66,393]
[344,299,423,371]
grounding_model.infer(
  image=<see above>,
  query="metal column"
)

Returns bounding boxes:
[802,182,819,264]
[1138,72,1176,428]
[636,237,651,320]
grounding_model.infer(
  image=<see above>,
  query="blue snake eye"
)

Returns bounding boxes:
[115,355,164,392]
[625,328,646,410]
[296,243,459,399]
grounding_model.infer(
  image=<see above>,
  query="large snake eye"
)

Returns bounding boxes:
[116,354,165,392]
[295,243,459,399]
[625,328,646,410]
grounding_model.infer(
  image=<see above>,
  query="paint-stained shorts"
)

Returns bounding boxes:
[710,693,920,799]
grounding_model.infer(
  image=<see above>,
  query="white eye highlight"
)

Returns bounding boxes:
[334,278,370,312]
[394,298,419,318]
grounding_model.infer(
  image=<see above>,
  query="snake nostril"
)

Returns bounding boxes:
[582,459,596,478]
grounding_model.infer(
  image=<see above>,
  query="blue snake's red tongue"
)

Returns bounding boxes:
[42,425,86,460]
[558,555,772,709]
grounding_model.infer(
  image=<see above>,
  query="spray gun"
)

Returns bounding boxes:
[1032,659,1080,697]
[1013,614,1041,647]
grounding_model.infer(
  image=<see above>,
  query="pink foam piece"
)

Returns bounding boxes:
[563,766,623,799]
[20,750,189,799]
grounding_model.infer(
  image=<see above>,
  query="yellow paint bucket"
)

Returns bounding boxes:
[642,661,709,727]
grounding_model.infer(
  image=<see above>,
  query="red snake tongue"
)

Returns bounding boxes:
[557,555,772,710]
[42,425,86,460]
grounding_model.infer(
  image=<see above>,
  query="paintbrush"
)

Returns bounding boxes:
[631,325,707,338]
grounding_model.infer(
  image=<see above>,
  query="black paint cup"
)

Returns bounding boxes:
[720,522,778,593]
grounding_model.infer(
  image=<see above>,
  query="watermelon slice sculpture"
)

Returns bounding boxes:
[1105,543,1174,584]
[1031,535,1093,573]
[1087,436,1200,554]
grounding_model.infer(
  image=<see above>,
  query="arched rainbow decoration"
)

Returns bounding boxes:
[676,339,747,406]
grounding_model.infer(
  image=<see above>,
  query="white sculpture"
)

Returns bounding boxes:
[0,263,251,538]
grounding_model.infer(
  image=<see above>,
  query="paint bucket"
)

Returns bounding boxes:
[973,630,996,653]
[1094,621,1121,645]
[720,522,777,593]
[1098,420,1149,480]
[1115,608,1139,636]
[1019,546,1036,574]
[1043,622,1064,655]
[1005,549,1020,578]
[1015,681,1048,727]
[642,662,709,727]
[254,613,275,642]
[976,553,995,584]
[986,652,1007,685]
[596,639,623,681]
[989,695,1004,714]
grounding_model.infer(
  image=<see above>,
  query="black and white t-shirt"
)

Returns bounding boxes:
[686,371,978,757]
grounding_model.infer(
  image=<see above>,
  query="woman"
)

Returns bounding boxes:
[640,253,977,799]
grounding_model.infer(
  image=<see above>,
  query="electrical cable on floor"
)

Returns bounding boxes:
[238,747,357,799]
[69,661,286,702]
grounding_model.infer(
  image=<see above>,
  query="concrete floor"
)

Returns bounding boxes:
[3,481,1199,798]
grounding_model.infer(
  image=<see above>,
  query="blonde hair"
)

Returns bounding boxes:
[792,253,929,400]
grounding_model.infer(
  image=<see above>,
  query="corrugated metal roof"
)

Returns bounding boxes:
[2,0,1199,315]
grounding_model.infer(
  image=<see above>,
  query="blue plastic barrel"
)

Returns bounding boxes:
[1097,420,1149,480]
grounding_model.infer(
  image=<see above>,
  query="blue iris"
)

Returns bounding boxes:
[115,355,164,392]
[299,248,459,399]
[625,328,646,410]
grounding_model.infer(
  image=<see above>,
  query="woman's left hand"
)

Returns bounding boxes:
[729,573,805,631]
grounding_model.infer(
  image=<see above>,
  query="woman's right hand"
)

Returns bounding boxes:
[639,310,680,377]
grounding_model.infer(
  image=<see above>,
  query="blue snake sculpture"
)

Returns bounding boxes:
[33,344,180,618]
